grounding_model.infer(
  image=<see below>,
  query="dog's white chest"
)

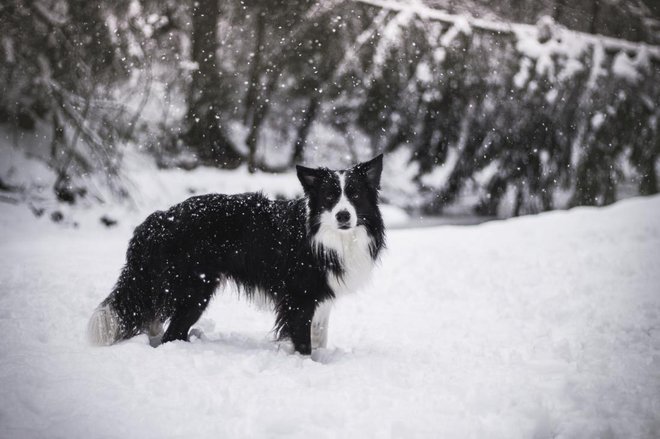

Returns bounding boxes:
[314,226,376,298]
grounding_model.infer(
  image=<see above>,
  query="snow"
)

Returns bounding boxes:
[439,16,472,47]
[513,58,532,89]
[612,52,642,83]
[380,147,423,209]
[611,48,651,84]
[557,58,584,83]
[420,147,459,191]
[586,43,607,91]
[1,192,659,438]
[591,112,606,130]
[358,0,660,63]
[514,25,592,83]
[0,145,410,229]
[372,10,414,78]
[414,61,433,84]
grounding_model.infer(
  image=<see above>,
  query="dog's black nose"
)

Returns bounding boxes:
[335,210,351,224]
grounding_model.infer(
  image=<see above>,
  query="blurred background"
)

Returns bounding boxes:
[1,0,659,223]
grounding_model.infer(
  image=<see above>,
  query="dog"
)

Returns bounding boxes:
[87,155,385,354]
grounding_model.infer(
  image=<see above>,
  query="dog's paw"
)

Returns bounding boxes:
[148,334,163,348]
[188,328,205,341]
[295,343,312,356]
[276,340,296,355]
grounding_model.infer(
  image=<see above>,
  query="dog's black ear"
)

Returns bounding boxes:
[296,165,321,193]
[356,154,383,189]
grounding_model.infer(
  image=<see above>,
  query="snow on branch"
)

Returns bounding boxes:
[31,1,69,26]
[334,9,392,79]
[355,0,660,63]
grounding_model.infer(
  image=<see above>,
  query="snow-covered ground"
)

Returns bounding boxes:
[1,193,659,438]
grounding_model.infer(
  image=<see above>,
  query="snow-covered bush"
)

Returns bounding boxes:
[1,0,658,217]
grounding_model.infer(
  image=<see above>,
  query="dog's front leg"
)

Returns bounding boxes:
[311,300,331,349]
[286,302,316,355]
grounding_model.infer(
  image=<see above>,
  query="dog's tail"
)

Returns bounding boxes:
[88,213,166,346]
[87,279,146,346]
[87,303,121,345]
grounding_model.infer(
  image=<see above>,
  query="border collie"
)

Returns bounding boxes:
[88,155,385,354]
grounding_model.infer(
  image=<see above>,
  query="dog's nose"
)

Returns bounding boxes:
[335,210,351,224]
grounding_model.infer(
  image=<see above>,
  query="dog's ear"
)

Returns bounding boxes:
[355,154,383,189]
[296,165,321,193]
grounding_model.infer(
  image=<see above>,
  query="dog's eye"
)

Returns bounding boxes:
[325,195,334,202]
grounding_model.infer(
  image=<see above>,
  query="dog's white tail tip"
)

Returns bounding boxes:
[87,305,120,346]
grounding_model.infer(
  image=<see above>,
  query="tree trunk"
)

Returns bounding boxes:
[186,0,242,168]
[511,0,524,22]
[589,0,601,34]
[571,148,600,206]
[51,110,75,203]
[246,73,278,173]
[513,185,523,217]
[639,160,658,195]
[291,97,319,165]
[639,134,658,195]
[475,177,507,216]
[244,9,266,127]
[553,0,566,22]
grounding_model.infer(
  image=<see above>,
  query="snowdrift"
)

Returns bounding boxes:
[0,195,659,438]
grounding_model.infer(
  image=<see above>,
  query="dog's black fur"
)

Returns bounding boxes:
[88,155,384,354]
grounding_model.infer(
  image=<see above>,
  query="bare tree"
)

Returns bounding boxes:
[185,0,242,168]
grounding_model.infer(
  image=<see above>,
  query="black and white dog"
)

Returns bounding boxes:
[88,155,385,354]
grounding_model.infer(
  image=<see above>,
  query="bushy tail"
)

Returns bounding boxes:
[87,304,121,345]
[88,216,163,346]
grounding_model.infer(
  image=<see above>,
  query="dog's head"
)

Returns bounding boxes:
[296,154,383,237]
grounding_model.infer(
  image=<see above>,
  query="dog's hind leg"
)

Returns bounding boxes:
[311,300,332,349]
[160,275,218,344]
[148,320,164,337]
[147,319,164,347]
[161,305,206,343]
